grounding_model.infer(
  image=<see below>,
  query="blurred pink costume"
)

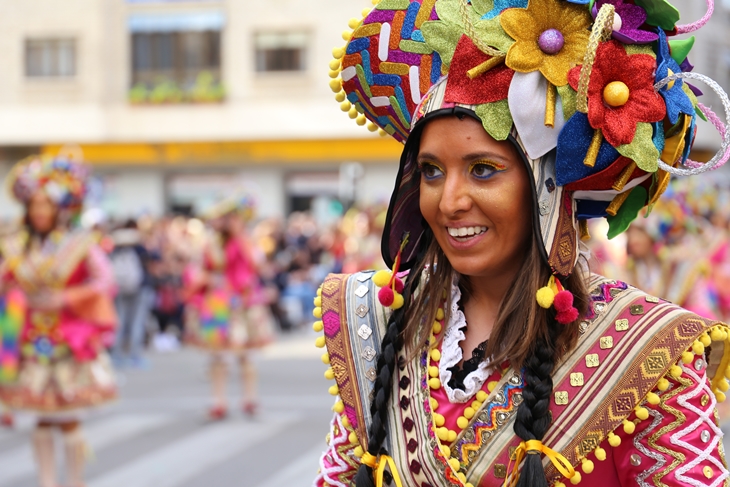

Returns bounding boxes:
[185,235,272,351]
[0,230,117,417]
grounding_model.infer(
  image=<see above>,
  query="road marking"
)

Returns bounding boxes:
[88,413,299,487]
[0,413,175,486]
[253,445,323,487]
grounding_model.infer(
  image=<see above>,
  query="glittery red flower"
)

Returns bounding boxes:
[444,35,514,105]
[568,40,666,147]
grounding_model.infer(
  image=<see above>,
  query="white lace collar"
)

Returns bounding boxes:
[438,282,493,403]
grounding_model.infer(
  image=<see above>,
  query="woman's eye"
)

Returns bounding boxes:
[471,163,503,180]
[420,164,443,180]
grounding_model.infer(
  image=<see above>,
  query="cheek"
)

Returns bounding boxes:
[419,182,441,224]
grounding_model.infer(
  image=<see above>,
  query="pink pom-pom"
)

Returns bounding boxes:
[394,277,404,294]
[553,290,574,313]
[378,286,395,307]
[556,307,579,325]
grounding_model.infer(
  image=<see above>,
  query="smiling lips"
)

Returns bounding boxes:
[446,226,488,239]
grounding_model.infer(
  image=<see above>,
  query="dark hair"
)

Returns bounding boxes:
[355,153,589,486]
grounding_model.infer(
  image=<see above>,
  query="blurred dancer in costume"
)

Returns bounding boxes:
[184,195,273,419]
[0,155,117,487]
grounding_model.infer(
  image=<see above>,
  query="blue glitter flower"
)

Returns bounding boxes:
[481,0,528,20]
[655,29,694,125]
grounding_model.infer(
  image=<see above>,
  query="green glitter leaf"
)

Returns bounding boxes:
[624,44,656,58]
[557,84,577,120]
[473,16,514,52]
[634,0,680,30]
[474,99,513,141]
[615,123,660,172]
[400,40,434,54]
[668,36,695,66]
[376,0,411,10]
[421,20,462,69]
[607,186,648,240]
[471,0,495,16]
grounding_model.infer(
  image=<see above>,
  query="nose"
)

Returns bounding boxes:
[439,172,472,217]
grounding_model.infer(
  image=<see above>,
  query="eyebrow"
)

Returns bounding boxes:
[417,151,511,164]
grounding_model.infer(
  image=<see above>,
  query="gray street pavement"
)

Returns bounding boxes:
[0,329,332,487]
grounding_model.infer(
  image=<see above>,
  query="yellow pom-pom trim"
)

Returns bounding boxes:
[437,427,449,441]
[314,296,322,307]
[433,321,443,334]
[348,107,359,119]
[635,406,649,421]
[581,458,594,474]
[440,444,451,458]
[487,381,498,392]
[476,391,488,402]
[447,457,460,470]
[464,407,475,419]
[362,8,371,17]
[607,432,621,447]
[329,59,341,71]
[373,270,392,287]
[335,91,347,103]
[594,447,607,461]
[669,365,683,379]
[623,419,635,435]
[646,392,660,405]
[430,349,441,361]
[433,413,445,427]
[430,398,439,410]
[447,430,457,442]
[457,416,469,429]
[329,384,339,396]
[348,18,361,29]
[313,321,324,332]
[556,483,566,487]
[657,378,670,391]
[692,340,705,355]
[570,471,582,485]
[471,400,483,410]
[356,115,367,126]
[711,327,726,342]
[315,336,326,348]
[342,415,350,427]
[700,333,712,347]
[456,473,467,483]
[340,101,352,112]
[428,366,439,378]
[313,307,323,319]
[536,286,555,309]
[342,30,352,41]
[324,368,335,380]
[332,47,345,59]
[429,378,441,389]
[436,308,445,321]
[348,431,358,443]
[329,69,340,79]
[353,446,364,457]
[367,122,378,132]
[321,353,330,365]
[681,351,694,364]
[329,79,342,93]
[333,401,345,413]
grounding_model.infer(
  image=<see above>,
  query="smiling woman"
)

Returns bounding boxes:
[312,0,730,486]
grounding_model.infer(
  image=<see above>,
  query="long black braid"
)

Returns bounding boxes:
[353,247,428,487]
[513,317,560,487]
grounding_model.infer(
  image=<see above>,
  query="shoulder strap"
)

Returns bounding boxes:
[319,271,391,451]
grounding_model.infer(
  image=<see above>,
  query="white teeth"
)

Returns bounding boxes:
[447,226,487,238]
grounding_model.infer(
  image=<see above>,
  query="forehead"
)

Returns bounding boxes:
[417,116,519,163]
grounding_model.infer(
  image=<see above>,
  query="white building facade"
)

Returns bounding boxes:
[0,0,726,220]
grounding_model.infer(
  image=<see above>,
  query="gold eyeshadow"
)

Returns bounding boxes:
[468,159,507,172]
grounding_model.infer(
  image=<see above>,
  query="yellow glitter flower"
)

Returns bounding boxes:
[500,0,592,87]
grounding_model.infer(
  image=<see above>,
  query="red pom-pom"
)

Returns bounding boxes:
[553,290,574,313]
[556,307,579,325]
[378,286,395,307]
[394,277,404,294]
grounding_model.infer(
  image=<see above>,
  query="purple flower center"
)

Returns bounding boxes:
[538,29,564,55]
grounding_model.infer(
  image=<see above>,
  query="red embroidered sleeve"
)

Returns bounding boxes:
[314,405,362,487]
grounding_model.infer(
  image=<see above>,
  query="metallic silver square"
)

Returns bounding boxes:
[358,324,373,340]
[355,304,369,318]
[366,367,377,382]
[357,272,374,282]
[362,346,376,362]
[355,285,369,298]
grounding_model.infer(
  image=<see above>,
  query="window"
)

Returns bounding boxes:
[25,38,76,78]
[128,12,224,103]
[255,32,308,73]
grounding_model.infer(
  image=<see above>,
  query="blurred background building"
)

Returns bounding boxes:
[0,0,402,222]
[0,0,726,222]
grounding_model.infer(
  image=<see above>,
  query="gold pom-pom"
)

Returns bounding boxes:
[362,8,371,17]
[570,471,582,485]
[348,107,359,119]
[342,30,352,41]
[333,401,345,413]
[315,336,326,348]
[635,406,649,421]
[332,47,345,59]
[657,378,670,391]
[353,446,364,457]
[440,444,451,458]
[556,483,566,487]
[700,332,712,347]
[367,122,378,132]
[313,306,323,319]
[335,91,347,103]
[433,413,445,427]
[348,18,361,29]
[313,320,324,332]
[646,392,660,405]
[594,447,607,461]
[623,419,635,435]
[669,365,683,379]
[348,431,358,443]
[581,459,594,474]
[476,391,488,402]
[436,308,445,321]
[356,115,367,126]
[329,59,341,71]
[457,416,469,429]
[340,101,352,112]
[329,69,340,79]
[329,78,342,93]
[692,340,705,355]
[536,286,555,309]
[372,270,392,287]
[607,432,621,447]
[321,352,330,365]
[324,368,335,380]
[447,430,457,442]
[711,327,726,342]
[328,384,339,396]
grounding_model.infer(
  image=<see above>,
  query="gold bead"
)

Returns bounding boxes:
[704,465,714,479]
[603,81,630,107]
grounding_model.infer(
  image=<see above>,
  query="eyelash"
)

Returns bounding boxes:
[417,160,506,181]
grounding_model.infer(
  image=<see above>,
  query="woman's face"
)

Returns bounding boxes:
[27,191,58,235]
[418,116,534,280]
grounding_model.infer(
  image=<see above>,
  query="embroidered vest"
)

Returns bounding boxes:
[319,272,725,487]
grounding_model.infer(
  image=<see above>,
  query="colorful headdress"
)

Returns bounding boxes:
[331,0,730,287]
[8,155,88,210]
